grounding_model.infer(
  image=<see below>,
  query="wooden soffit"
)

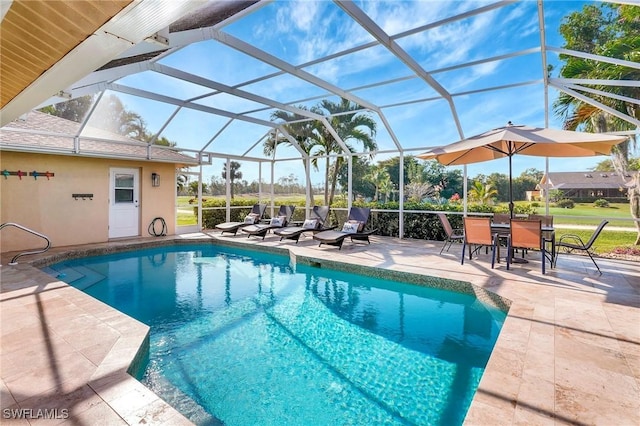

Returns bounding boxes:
[0,0,133,109]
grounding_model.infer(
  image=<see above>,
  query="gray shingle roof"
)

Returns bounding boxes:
[0,111,200,165]
[548,171,633,190]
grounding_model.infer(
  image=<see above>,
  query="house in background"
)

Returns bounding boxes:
[0,111,200,253]
[544,171,632,202]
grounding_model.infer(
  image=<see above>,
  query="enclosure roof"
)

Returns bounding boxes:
[1,0,638,164]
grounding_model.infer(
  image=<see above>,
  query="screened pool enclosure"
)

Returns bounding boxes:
[1,0,637,237]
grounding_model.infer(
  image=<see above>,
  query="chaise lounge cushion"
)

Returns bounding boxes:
[347,219,365,232]
[242,206,295,239]
[303,219,319,229]
[270,216,286,227]
[245,213,260,224]
[215,203,267,235]
[341,222,359,233]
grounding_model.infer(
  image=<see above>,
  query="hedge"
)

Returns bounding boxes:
[198,199,310,229]
[199,200,535,242]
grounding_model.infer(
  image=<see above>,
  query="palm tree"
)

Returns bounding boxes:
[554,4,638,153]
[266,107,321,165]
[222,161,242,199]
[268,99,377,205]
[554,3,640,243]
[468,181,498,205]
[176,173,188,195]
[313,98,377,205]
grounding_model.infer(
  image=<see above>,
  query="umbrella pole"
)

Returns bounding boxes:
[508,152,527,263]
[509,154,514,219]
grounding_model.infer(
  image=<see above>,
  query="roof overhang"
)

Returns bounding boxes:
[0,0,209,126]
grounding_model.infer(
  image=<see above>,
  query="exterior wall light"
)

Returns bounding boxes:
[151,172,160,187]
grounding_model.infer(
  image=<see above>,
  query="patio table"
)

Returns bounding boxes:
[491,222,555,265]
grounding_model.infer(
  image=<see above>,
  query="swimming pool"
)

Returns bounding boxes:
[46,244,506,425]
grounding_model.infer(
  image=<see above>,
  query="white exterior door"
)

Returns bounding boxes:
[109,168,140,238]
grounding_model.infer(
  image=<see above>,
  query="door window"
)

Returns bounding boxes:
[114,173,134,203]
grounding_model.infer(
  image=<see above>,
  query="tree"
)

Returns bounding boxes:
[403,158,441,202]
[422,160,463,199]
[153,136,176,147]
[377,156,421,189]
[486,173,509,202]
[313,99,377,205]
[336,156,375,201]
[468,181,498,205]
[593,157,640,172]
[268,98,377,205]
[554,3,640,243]
[365,166,392,202]
[40,94,178,146]
[222,161,242,199]
[266,107,321,167]
[177,174,188,194]
[188,181,209,196]
[39,95,93,122]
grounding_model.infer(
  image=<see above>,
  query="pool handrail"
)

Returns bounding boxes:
[0,222,51,265]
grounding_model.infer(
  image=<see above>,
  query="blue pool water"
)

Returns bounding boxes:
[46,244,506,425]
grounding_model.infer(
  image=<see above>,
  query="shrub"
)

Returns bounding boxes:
[530,202,540,208]
[555,198,575,209]
[199,199,258,228]
[594,198,609,208]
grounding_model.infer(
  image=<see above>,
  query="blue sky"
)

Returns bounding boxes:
[92,0,630,186]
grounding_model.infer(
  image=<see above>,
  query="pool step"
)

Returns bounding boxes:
[143,371,222,425]
[42,265,106,290]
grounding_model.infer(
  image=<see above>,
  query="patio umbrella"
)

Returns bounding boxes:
[417,123,627,217]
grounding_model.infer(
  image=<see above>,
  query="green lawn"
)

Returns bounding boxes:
[525,202,636,228]
[551,228,636,253]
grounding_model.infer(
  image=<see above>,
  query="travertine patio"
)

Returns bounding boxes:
[1,232,639,425]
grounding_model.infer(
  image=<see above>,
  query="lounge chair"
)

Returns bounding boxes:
[313,207,376,249]
[274,206,335,243]
[214,203,267,235]
[241,205,296,239]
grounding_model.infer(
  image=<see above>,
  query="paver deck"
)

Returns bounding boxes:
[1,232,639,425]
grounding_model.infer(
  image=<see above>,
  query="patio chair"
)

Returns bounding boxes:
[461,217,498,268]
[313,207,376,249]
[528,214,555,262]
[274,206,336,243]
[436,213,463,254]
[241,205,296,239]
[554,220,608,273]
[491,212,512,248]
[214,204,267,235]
[507,219,549,274]
[492,213,511,225]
